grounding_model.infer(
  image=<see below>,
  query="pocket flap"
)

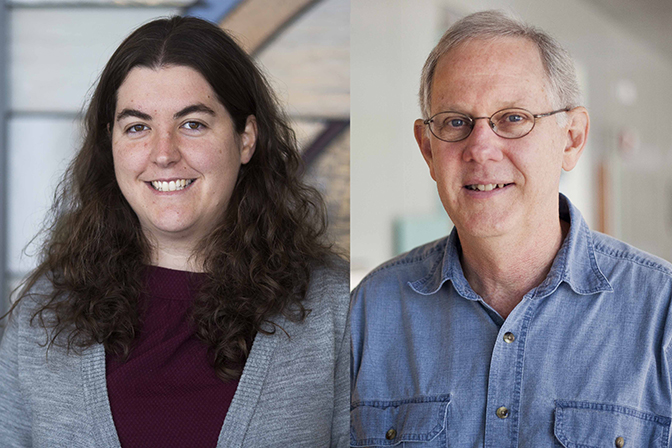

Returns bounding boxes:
[350,395,450,447]
[554,400,671,448]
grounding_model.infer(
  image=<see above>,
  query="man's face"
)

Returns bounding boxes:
[415,37,585,242]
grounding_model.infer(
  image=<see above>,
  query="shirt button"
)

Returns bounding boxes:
[385,428,396,440]
[496,406,509,419]
[503,332,515,343]
[615,436,625,447]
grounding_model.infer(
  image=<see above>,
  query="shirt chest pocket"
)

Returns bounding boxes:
[554,400,671,448]
[350,395,450,447]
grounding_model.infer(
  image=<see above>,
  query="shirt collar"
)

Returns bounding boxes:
[409,194,613,298]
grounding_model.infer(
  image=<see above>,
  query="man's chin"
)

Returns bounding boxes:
[452,214,516,241]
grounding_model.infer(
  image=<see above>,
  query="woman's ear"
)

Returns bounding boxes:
[240,115,257,165]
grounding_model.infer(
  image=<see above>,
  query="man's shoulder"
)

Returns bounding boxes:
[353,236,449,296]
[589,230,672,280]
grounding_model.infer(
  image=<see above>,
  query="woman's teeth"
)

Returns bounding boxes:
[151,179,194,192]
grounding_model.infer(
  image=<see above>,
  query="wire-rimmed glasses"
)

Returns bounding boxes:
[423,107,570,142]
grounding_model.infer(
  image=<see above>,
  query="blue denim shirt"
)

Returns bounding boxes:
[351,195,672,447]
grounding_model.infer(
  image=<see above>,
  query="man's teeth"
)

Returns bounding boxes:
[151,179,194,192]
[467,183,507,191]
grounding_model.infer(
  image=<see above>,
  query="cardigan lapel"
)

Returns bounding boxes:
[216,315,287,448]
[82,344,122,448]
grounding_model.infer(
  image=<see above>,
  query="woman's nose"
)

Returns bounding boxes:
[152,131,181,167]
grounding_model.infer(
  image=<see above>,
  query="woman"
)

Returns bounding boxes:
[0,17,348,448]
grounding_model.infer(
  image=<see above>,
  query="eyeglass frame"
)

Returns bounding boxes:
[423,107,571,142]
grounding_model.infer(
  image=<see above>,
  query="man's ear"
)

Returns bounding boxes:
[240,115,257,165]
[414,119,437,181]
[562,106,589,172]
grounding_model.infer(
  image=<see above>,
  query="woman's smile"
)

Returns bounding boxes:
[148,178,196,192]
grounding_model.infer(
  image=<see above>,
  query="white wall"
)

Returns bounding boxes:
[351,0,443,283]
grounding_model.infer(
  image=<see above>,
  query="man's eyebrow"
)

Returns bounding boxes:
[116,109,152,122]
[173,104,216,120]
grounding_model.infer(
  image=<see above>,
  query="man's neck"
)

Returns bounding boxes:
[459,219,569,319]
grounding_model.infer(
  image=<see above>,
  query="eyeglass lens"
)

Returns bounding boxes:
[429,108,536,142]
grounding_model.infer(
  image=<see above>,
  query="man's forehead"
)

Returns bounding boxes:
[436,37,544,78]
[430,36,551,110]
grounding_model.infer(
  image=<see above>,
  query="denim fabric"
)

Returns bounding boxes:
[351,195,672,447]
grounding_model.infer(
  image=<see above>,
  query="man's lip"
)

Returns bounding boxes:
[463,180,512,186]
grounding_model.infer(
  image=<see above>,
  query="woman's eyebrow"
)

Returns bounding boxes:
[115,104,216,123]
[116,109,152,122]
[173,104,216,120]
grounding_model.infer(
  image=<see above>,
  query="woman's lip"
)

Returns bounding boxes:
[147,177,197,183]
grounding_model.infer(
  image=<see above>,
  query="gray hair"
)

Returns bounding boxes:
[419,10,581,120]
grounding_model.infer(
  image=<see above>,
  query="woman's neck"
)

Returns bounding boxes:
[149,238,203,272]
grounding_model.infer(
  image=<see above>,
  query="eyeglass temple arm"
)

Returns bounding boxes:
[533,107,571,118]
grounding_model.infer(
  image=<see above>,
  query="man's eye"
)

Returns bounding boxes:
[505,114,525,123]
[441,117,466,128]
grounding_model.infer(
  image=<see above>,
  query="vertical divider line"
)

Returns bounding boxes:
[0,0,8,322]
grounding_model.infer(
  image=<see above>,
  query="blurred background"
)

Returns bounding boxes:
[2,0,671,304]
[351,0,672,287]
[0,0,349,316]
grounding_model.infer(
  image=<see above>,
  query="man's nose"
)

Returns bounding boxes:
[152,131,181,167]
[462,118,504,163]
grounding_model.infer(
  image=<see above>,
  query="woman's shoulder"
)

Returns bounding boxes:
[11,275,58,313]
[5,274,68,346]
[309,255,349,293]
[2,276,63,365]
[296,254,349,338]
[306,255,349,310]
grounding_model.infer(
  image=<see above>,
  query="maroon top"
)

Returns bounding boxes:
[106,266,238,448]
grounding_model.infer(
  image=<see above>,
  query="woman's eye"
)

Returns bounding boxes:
[182,121,204,131]
[127,124,148,134]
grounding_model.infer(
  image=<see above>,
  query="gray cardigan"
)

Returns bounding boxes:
[0,261,349,447]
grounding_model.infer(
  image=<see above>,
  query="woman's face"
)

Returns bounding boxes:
[111,65,256,260]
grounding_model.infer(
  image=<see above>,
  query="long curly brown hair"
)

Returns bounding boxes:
[10,16,332,381]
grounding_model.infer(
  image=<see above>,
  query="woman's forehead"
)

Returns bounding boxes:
[115,65,226,117]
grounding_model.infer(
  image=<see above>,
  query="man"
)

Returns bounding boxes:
[350,10,672,447]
